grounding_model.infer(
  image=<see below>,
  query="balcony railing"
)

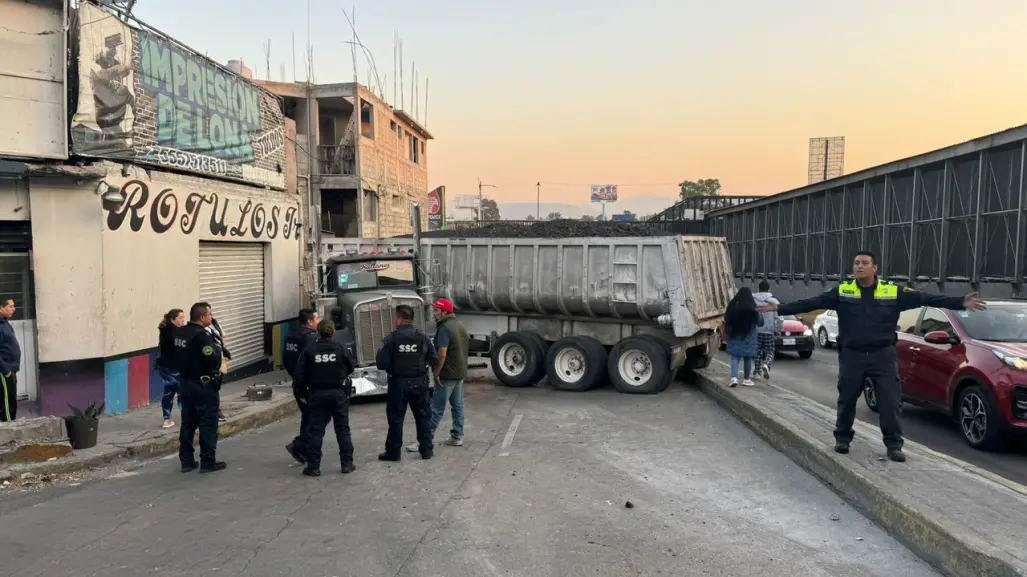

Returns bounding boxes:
[318,145,356,176]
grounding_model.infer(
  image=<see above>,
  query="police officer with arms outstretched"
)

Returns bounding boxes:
[376,304,438,461]
[283,308,319,464]
[175,302,227,474]
[294,319,356,477]
[761,250,985,462]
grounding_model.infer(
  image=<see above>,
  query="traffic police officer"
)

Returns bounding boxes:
[294,319,356,477]
[376,304,438,461]
[283,308,320,464]
[174,302,227,474]
[762,250,984,462]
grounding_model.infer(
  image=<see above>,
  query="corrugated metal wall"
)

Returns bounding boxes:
[198,242,266,369]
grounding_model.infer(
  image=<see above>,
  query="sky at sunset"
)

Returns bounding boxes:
[136,0,1027,213]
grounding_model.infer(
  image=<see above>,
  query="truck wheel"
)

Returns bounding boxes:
[490,332,545,388]
[524,332,550,383]
[545,336,607,392]
[608,336,671,394]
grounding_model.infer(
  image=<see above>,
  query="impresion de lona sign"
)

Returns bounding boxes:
[70,2,286,189]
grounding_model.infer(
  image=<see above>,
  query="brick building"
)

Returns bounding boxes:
[254,80,432,239]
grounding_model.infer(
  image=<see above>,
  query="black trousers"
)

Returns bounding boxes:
[836,346,903,450]
[179,379,220,467]
[1,372,16,422]
[292,389,313,454]
[384,382,433,457]
[306,389,354,468]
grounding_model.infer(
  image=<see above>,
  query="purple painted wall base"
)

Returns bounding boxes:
[38,360,105,418]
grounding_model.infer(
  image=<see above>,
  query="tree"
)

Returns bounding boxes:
[621,209,636,219]
[480,198,501,221]
[525,214,536,221]
[579,214,596,222]
[679,178,722,200]
[546,211,562,221]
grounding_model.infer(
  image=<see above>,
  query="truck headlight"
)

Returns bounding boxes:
[992,349,1027,371]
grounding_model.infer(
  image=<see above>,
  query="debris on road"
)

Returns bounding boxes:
[418,219,658,239]
[830,513,841,521]
[625,500,635,509]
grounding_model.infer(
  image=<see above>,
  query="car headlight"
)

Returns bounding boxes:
[992,349,1027,371]
[803,328,813,336]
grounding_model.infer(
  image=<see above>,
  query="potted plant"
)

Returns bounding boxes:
[65,401,105,450]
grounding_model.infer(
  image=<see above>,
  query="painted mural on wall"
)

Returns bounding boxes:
[70,2,286,189]
[105,179,301,240]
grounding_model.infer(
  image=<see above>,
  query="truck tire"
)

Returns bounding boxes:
[545,336,607,392]
[524,332,550,383]
[490,332,545,388]
[608,336,671,394]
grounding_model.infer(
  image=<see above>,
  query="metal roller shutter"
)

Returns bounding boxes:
[198,242,266,370]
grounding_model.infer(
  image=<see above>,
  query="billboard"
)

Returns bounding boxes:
[612,213,635,222]
[70,2,286,189]
[427,186,447,231]
[590,184,618,203]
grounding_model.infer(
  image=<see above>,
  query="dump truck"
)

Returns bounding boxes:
[316,207,734,397]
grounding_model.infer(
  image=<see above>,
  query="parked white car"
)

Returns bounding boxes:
[813,310,839,348]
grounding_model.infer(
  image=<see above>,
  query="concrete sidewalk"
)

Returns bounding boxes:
[0,371,295,486]
[694,362,1027,577]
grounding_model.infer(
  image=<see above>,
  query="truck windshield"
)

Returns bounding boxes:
[334,260,414,291]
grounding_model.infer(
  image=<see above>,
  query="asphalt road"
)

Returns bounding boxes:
[716,346,1027,486]
[0,381,937,577]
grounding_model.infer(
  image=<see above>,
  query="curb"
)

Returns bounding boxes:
[1,394,300,482]
[691,368,1027,577]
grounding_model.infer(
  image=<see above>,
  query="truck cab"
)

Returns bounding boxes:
[318,248,428,396]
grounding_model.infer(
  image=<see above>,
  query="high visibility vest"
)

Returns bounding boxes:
[837,279,897,301]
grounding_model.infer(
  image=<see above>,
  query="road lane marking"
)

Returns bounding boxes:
[499,413,523,456]
[713,358,730,368]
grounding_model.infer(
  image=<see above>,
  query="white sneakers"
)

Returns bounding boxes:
[729,377,738,387]
[729,377,756,387]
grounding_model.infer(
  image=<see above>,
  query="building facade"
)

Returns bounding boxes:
[254,80,432,239]
[0,0,302,416]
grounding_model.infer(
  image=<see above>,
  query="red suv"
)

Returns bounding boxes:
[862,301,1027,450]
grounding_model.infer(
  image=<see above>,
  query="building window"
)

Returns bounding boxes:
[421,141,425,156]
[392,193,402,212]
[390,120,397,131]
[0,254,35,321]
[409,134,420,164]
[396,124,403,140]
[360,102,374,139]
[363,190,378,221]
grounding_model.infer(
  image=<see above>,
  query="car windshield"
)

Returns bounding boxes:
[954,303,1027,342]
[334,260,414,291]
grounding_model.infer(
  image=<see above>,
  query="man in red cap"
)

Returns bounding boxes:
[408,298,470,451]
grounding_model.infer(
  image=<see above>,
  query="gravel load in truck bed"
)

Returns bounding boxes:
[418,219,658,239]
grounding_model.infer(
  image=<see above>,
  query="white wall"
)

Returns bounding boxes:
[0,0,66,159]
[29,177,105,362]
[29,166,302,361]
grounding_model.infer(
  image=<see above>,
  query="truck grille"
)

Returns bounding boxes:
[354,298,424,364]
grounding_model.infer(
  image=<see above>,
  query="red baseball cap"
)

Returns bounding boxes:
[431,298,455,314]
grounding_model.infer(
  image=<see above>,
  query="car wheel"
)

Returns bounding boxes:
[818,327,832,349]
[545,336,608,392]
[957,385,1005,451]
[863,378,879,412]
[490,332,545,388]
[608,336,671,394]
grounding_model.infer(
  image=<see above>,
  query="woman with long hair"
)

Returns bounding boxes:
[157,308,186,428]
[721,287,764,387]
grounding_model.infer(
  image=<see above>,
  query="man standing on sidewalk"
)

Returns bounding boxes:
[283,308,319,464]
[760,251,984,462]
[753,281,779,380]
[407,298,469,452]
[0,299,21,422]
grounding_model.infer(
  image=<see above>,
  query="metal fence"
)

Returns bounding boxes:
[708,124,1027,300]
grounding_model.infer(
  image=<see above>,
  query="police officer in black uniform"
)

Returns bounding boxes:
[376,304,438,461]
[294,319,356,477]
[175,302,227,474]
[283,308,320,464]
[763,250,984,462]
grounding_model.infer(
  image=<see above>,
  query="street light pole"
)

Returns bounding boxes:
[477,178,497,225]
[536,182,540,221]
